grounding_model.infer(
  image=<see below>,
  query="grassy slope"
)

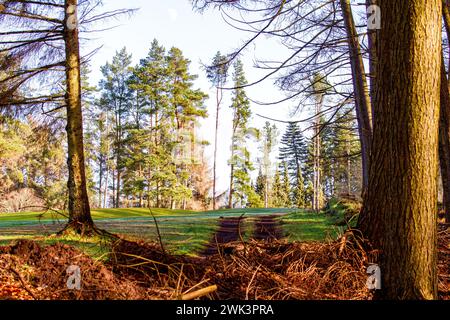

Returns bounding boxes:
[0,208,344,256]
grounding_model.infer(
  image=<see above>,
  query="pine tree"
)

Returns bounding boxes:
[292,168,306,208]
[259,121,278,207]
[255,167,266,202]
[279,122,307,178]
[228,60,256,208]
[272,167,283,207]
[98,47,133,208]
[281,161,291,207]
[206,51,229,209]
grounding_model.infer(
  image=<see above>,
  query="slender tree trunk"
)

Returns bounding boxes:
[366,0,378,115]
[228,163,234,208]
[229,126,237,209]
[116,169,120,208]
[313,96,322,212]
[98,158,103,208]
[103,165,109,208]
[358,0,441,299]
[62,0,94,234]
[444,1,450,69]
[340,0,373,195]
[213,86,221,210]
[347,141,351,195]
[111,170,116,207]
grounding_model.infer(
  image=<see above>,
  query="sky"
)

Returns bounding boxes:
[83,0,307,194]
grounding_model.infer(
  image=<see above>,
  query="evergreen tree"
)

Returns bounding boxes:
[279,122,307,178]
[206,51,229,209]
[281,161,291,207]
[292,167,306,208]
[255,167,266,202]
[98,47,133,208]
[259,121,278,207]
[272,167,284,207]
[228,60,257,208]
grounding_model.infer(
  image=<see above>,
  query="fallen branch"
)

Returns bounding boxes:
[181,285,218,300]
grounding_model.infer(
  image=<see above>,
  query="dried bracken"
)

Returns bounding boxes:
[0,225,448,300]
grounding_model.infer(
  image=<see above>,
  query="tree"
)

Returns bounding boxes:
[259,121,277,208]
[271,167,283,208]
[228,60,253,208]
[279,122,308,207]
[0,0,131,234]
[358,0,441,299]
[310,73,331,212]
[206,51,229,210]
[292,168,305,208]
[439,2,450,224]
[279,122,307,180]
[98,47,133,208]
[255,167,266,203]
[339,0,373,194]
[281,161,291,207]
[192,0,374,198]
[128,39,168,208]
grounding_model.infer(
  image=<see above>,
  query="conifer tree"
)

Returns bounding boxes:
[281,161,291,207]
[206,51,229,209]
[228,60,256,208]
[271,167,284,207]
[292,168,306,208]
[98,47,133,208]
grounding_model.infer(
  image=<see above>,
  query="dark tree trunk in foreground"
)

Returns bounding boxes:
[340,0,373,196]
[358,0,440,299]
[62,0,95,234]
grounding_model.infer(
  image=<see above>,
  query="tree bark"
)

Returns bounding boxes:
[340,0,373,195]
[213,86,220,210]
[228,162,234,208]
[358,0,440,299]
[440,1,450,224]
[62,0,95,234]
[366,0,378,115]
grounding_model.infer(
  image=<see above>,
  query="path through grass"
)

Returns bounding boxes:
[0,208,345,256]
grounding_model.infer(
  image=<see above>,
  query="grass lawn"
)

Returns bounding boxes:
[0,208,345,256]
[281,210,346,242]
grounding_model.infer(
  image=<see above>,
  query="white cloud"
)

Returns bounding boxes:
[168,8,178,22]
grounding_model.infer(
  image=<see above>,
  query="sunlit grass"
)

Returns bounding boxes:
[0,208,345,256]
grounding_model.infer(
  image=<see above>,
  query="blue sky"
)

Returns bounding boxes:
[83,0,302,193]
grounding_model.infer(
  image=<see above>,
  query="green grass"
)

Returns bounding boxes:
[0,207,344,256]
[281,210,346,242]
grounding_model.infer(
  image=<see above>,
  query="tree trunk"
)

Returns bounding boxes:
[444,1,450,69]
[98,158,103,208]
[229,126,237,209]
[366,0,378,115]
[440,1,450,224]
[213,87,220,210]
[116,169,120,208]
[340,0,373,195]
[358,0,440,299]
[62,0,95,234]
[439,55,450,224]
[228,163,234,208]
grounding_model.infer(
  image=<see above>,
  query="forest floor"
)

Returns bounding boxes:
[0,208,447,300]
